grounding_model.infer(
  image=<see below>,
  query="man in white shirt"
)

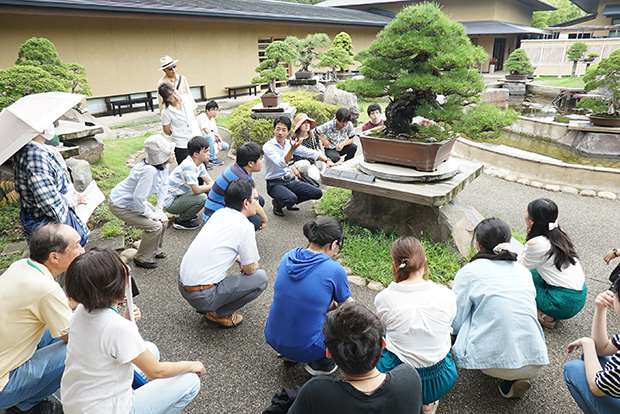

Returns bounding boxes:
[0,223,84,414]
[263,116,333,217]
[178,178,267,328]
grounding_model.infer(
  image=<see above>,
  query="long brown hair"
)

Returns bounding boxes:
[391,237,427,283]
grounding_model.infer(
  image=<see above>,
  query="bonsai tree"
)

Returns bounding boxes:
[585,53,599,72]
[567,42,588,77]
[332,32,354,58]
[0,65,68,110]
[504,48,534,76]
[252,40,297,95]
[319,46,354,80]
[341,2,486,136]
[285,33,330,72]
[583,49,620,116]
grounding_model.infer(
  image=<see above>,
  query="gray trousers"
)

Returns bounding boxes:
[109,202,165,262]
[165,192,207,221]
[178,270,268,316]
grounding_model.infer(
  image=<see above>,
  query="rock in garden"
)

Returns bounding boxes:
[321,85,360,125]
[561,186,579,195]
[348,276,366,287]
[367,281,385,292]
[580,189,596,197]
[65,158,93,192]
[598,191,617,200]
[132,240,141,249]
[120,248,138,261]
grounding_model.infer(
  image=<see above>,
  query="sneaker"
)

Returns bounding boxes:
[155,252,167,259]
[206,164,213,170]
[133,258,158,269]
[272,199,285,217]
[424,401,439,414]
[499,379,531,399]
[304,360,338,376]
[286,205,300,211]
[210,158,223,165]
[205,311,243,328]
[172,218,200,230]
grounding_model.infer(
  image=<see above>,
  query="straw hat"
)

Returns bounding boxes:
[159,55,179,71]
[294,113,316,133]
[144,134,174,165]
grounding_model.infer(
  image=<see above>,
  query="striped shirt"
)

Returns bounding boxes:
[164,157,208,207]
[203,163,253,222]
[595,333,620,397]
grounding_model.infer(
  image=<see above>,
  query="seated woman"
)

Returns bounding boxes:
[564,281,620,413]
[519,198,587,328]
[264,217,353,376]
[109,134,175,269]
[375,237,457,414]
[452,218,548,399]
[292,113,325,184]
[61,248,205,414]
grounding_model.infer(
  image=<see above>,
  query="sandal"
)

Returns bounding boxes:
[538,313,556,329]
[424,401,438,414]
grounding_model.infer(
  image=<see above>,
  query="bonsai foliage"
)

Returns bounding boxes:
[454,104,519,139]
[0,65,67,109]
[583,49,620,116]
[252,40,297,95]
[285,33,330,72]
[504,49,534,75]
[567,42,588,77]
[332,32,353,57]
[319,32,355,78]
[340,2,487,136]
[585,53,599,72]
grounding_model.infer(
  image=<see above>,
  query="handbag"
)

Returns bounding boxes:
[299,172,320,188]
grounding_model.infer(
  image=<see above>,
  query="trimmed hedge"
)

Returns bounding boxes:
[229,91,338,148]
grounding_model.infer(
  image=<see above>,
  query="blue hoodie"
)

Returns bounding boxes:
[264,247,351,362]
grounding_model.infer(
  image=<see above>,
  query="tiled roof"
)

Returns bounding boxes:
[317,0,555,11]
[0,0,393,26]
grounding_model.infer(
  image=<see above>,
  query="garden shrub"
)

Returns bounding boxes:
[454,104,519,139]
[577,97,608,113]
[229,91,338,147]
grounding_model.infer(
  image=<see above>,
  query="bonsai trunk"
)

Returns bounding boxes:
[383,92,433,136]
[571,61,577,77]
[266,80,277,95]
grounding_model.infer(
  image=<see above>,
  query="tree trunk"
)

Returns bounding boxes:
[383,92,434,136]
[571,61,577,77]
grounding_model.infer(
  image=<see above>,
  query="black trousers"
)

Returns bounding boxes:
[325,143,357,163]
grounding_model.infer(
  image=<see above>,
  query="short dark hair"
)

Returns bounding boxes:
[367,103,381,115]
[205,100,219,111]
[236,142,263,167]
[273,116,291,131]
[29,223,70,263]
[323,303,385,376]
[471,218,517,263]
[302,216,343,248]
[65,248,128,312]
[224,178,254,212]
[336,107,351,122]
[157,83,175,107]
[188,136,210,157]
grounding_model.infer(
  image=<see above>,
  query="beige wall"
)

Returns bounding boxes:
[0,12,379,106]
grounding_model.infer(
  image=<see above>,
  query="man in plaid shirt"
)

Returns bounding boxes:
[13,133,89,245]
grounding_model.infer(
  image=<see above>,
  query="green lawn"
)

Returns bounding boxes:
[533,76,585,89]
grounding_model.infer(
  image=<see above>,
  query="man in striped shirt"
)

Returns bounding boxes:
[165,136,213,230]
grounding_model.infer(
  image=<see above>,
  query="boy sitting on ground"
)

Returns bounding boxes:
[197,100,229,166]
[362,103,384,132]
[165,136,213,230]
[288,303,424,414]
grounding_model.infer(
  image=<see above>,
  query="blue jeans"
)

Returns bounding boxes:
[564,357,620,413]
[0,330,66,411]
[204,134,229,160]
[266,177,323,209]
[131,342,201,414]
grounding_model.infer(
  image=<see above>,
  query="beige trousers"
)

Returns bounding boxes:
[108,202,165,262]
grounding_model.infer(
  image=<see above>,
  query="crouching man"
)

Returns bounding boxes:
[178,178,267,328]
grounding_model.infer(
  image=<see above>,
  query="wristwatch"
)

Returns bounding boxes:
[614,248,618,257]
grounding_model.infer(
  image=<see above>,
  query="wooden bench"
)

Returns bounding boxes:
[224,84,258,99]
[110,96,154,117]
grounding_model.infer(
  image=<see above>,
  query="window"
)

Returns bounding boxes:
[610,18,620,38]
[257,37,290,90]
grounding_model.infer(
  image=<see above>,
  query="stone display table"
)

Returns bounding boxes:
[321,156,484,247]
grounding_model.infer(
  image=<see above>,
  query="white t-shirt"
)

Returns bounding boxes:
[374,280,456,368]
[180,207,259,286]
[61,305,146,414]
[197,113,218,135]
[518,236,585,290]
[160,94,201,149]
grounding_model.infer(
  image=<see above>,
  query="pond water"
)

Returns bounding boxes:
[482,96,620,168]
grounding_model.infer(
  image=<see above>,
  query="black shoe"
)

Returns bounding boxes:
[134,258,158,269]
[172,217,200,230]
[155,252,167,259]
[272,199,285,216]
[286,205,300,211]
[304,360,338,376]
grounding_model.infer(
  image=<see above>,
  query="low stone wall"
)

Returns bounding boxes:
[504,116,569,141]
[453,137,620,196]
[526,83,566,98]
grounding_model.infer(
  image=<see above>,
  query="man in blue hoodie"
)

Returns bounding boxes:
[264,217,353,376]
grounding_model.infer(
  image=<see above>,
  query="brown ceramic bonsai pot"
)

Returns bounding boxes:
[505,74,530,81]
[359,134,456,172]
[260,93,282,108]
[295,71,314,80]
[589,115,620,128]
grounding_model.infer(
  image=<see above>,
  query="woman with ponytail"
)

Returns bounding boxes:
[264,217,353,376]
[452,218,548,399]
[519,198,586,328]
[374,237,457,414]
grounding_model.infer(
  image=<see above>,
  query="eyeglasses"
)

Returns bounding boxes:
[164,65,177,71]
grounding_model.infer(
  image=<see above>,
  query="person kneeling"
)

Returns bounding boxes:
[288,303,424,414]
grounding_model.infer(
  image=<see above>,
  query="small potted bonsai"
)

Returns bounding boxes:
[318,32,355,82]
[285,33,329,79]
[252,40,296,108]
[567,42,588,77]
[341,2,486,171]
[504,48,534,80]
[583,49,620,127]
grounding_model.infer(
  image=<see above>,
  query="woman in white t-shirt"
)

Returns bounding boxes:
[158,82,202,164]
[519,198,587,328]
[374,237,457,414]
[61,248,205,414]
